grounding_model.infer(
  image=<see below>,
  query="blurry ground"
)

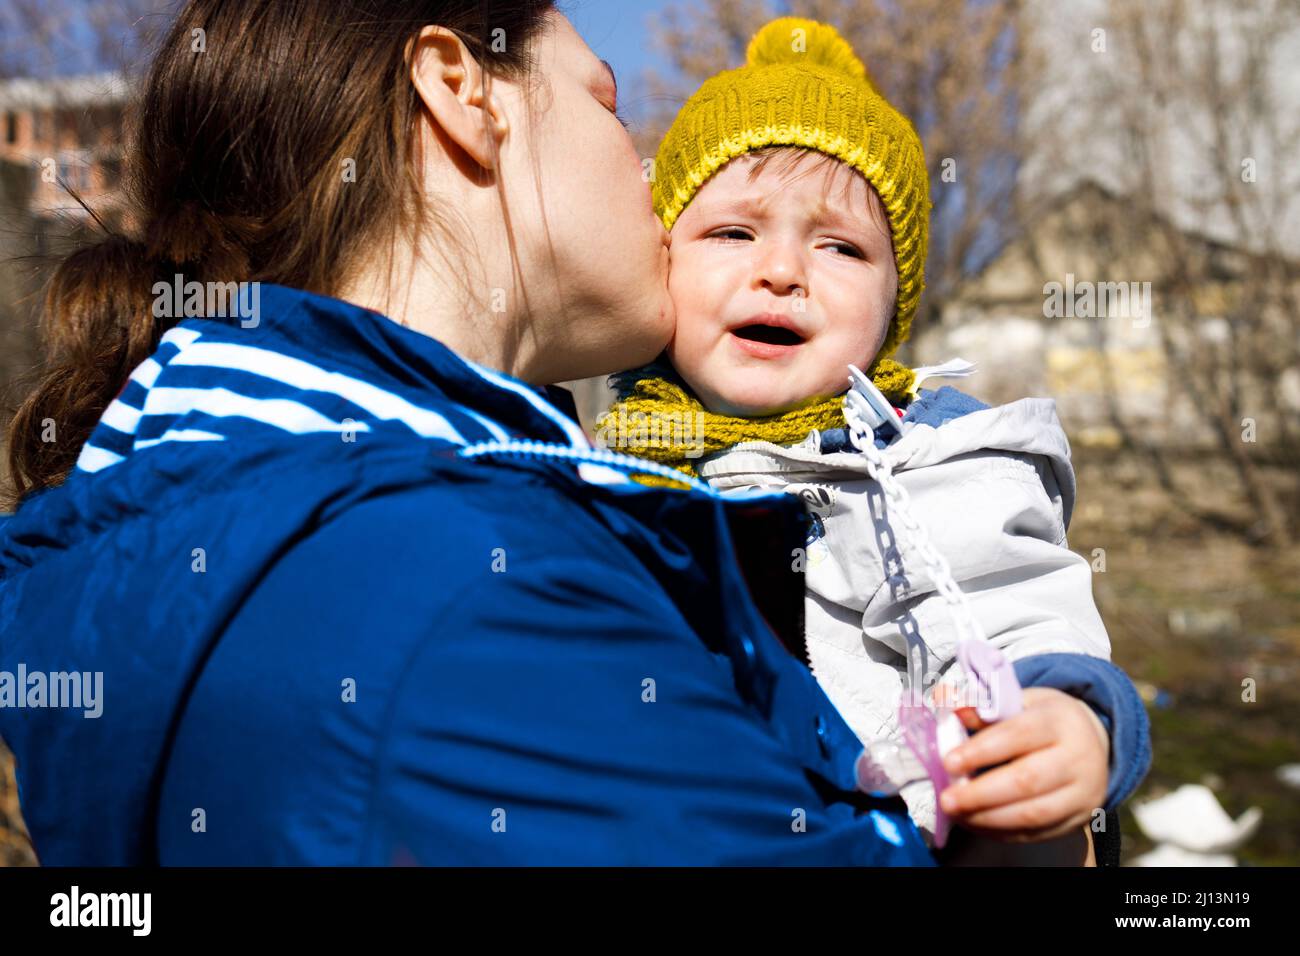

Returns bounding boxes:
[0,449,1295,867]
[1069,449,1300,866]
[1,739,34,866]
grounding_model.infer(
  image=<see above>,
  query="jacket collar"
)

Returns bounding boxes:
[699,395,1077,526]
[238,282,590,447]
[74,282,588,478]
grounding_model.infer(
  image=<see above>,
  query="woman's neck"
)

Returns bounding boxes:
[339,250,526,379]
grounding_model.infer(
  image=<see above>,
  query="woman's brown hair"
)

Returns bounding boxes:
[5,0,554,504]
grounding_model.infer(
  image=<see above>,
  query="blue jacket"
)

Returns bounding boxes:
[0,283,935,865]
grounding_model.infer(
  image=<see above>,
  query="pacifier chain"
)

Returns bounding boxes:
[842,365,1023,848]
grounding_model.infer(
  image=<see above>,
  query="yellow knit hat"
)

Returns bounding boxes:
[653,17,931,366]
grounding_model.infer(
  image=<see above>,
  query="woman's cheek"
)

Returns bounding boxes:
[593,109,650,210]
[620,136,651,206]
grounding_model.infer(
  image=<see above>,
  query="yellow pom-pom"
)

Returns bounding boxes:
[745,17,867,82]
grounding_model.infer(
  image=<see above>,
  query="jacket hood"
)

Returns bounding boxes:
[0,283,701,863]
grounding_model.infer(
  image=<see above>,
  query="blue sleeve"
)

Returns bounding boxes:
[903,386,990,428]
[372,549,932,866]
[1013,654,1151,809]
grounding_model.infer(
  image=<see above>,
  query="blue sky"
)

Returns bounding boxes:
[12,1,676,89]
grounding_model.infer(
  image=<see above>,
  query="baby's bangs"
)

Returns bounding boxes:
[743,146,890,234]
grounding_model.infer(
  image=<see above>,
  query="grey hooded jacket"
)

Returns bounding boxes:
[699,385,1112,835]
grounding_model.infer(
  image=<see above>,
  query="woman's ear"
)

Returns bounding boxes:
[409,26,509,172]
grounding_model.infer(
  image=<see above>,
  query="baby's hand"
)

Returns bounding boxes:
[937,687,1109,842]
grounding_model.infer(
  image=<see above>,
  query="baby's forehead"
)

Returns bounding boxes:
[688,151,886,223]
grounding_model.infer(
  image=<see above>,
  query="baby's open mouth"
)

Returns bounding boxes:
[730,324,805,346]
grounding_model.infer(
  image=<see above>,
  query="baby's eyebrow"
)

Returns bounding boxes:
[804,196,888,238]
[700,194,772,217]
[699,191,885,240]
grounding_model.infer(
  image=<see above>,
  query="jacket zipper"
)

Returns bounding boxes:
[458,439,726,495]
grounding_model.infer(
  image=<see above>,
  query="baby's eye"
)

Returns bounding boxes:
[709,228,753,241]
[823,240,865,259]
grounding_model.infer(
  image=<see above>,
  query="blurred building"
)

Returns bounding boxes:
[1,72,132,483]
[910,180,1300,448]
[0,71,130,220]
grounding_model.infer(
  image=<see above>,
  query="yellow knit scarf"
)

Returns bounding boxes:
[595,358,915,488]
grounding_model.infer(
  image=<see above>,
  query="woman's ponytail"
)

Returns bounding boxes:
[6,234,166,502]
[5,195,265,502]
